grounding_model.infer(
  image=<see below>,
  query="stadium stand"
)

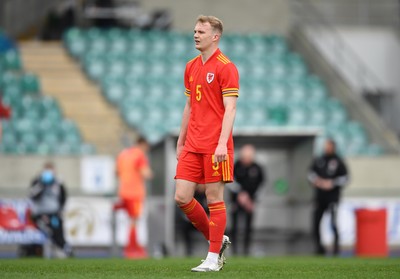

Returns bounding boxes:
[63,27,384,156]
[0,34,95,155]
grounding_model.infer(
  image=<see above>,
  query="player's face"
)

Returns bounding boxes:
[194,22,218,51]
[324,141,335,155]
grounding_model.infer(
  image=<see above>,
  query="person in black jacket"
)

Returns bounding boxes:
[29,162,72,257]
[308,139,349,256]
[230,144,265,255]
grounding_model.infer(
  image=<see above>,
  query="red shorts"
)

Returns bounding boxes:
[175,150,234,184]
[120,198,143,218]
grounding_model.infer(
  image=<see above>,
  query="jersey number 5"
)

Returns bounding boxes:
[196,85,202,101]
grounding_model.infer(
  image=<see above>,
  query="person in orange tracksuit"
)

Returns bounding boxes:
[116,136,153,258]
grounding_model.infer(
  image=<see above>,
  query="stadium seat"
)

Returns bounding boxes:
[286,80,307,104]
[41,131,60,146]
[53,142,75,155]
[79,143,96,155]
[59,119,80,138]
[285,53,307,78]
[164,107,182,129]
[107,58,126,78]
[109,37,129,54]
[1,129,17,147]
[125,57,148,77]
[247,106,269,127]
[64,28,86,57]
[103,82,126,105]
[265,81,287,105]
[84,59,106,81]
[13,117,37,136]
[20,73,41,95]
[287,105,308,126]
[62,131,82,146]
[122,107,145,128]
[267,106,288,126]
[19,131,39,148]
[1,71,20,88]
[1,50,22,71]
[307,106,328,127]
[234,107,248,128]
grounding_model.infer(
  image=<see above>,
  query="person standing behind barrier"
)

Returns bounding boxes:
[116,136,153,259]
[29,162,72,258]
[230,144,265,255]
[308,138,349,256]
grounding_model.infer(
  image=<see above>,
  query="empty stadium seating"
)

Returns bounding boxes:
[0,46,95,155]
[62,27,383,156]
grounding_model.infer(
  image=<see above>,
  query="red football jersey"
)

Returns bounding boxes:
[183,48,239,154]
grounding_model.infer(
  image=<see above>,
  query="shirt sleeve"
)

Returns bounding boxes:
[135,152,149,170]
[307,158,319,184]
[184,64,191,97]
[334,158,350,187]
[219,63,239,97]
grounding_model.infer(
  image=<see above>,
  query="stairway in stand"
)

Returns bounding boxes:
[19,41,135,155]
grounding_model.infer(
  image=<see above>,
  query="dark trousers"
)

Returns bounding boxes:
[230,205,253,255]
[312,201,339,255]
[32,214,67,250]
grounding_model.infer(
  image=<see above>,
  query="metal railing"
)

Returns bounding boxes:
[290,0,390,94]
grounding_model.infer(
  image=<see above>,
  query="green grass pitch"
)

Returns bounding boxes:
[0,257,399,278]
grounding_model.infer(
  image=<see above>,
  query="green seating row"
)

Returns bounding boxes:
[64,28,288,58]
[0,117,95,155]
[0,140,95,155]
[81,53,306,81]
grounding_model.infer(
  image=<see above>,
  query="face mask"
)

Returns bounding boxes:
[41,170,55,185]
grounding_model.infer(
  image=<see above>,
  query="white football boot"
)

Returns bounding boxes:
[218,235,231,265]
[191,258,222,272]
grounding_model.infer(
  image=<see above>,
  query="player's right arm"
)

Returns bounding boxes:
[176,97,191,160]
[140,162,154,180]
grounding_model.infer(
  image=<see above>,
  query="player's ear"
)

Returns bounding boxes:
[213,33,220,41]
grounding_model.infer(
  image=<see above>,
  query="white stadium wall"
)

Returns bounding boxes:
[140,0,291,34]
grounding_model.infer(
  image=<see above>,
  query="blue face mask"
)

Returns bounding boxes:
[41,170,55,185]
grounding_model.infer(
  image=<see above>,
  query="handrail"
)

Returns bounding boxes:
[290,0,389,94]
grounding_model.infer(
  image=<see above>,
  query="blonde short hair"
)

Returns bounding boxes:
[196,15,223,35]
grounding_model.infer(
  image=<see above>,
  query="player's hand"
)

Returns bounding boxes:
[176,144,184,160]
[238,192,254,213]
[321,179,334,190]
[313,177,323,188]
[214,143,227,165]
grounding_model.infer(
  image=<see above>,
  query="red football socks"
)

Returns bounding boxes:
[180,198,210,240]
[208,202,227,253]
[127,226,139,250]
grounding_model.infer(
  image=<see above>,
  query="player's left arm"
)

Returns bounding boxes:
[138,155,154,180]
[214,96,237,163]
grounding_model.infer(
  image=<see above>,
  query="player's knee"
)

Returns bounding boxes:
[206,197,222,204]
[174,193,190,206]
[205,188,223,204]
